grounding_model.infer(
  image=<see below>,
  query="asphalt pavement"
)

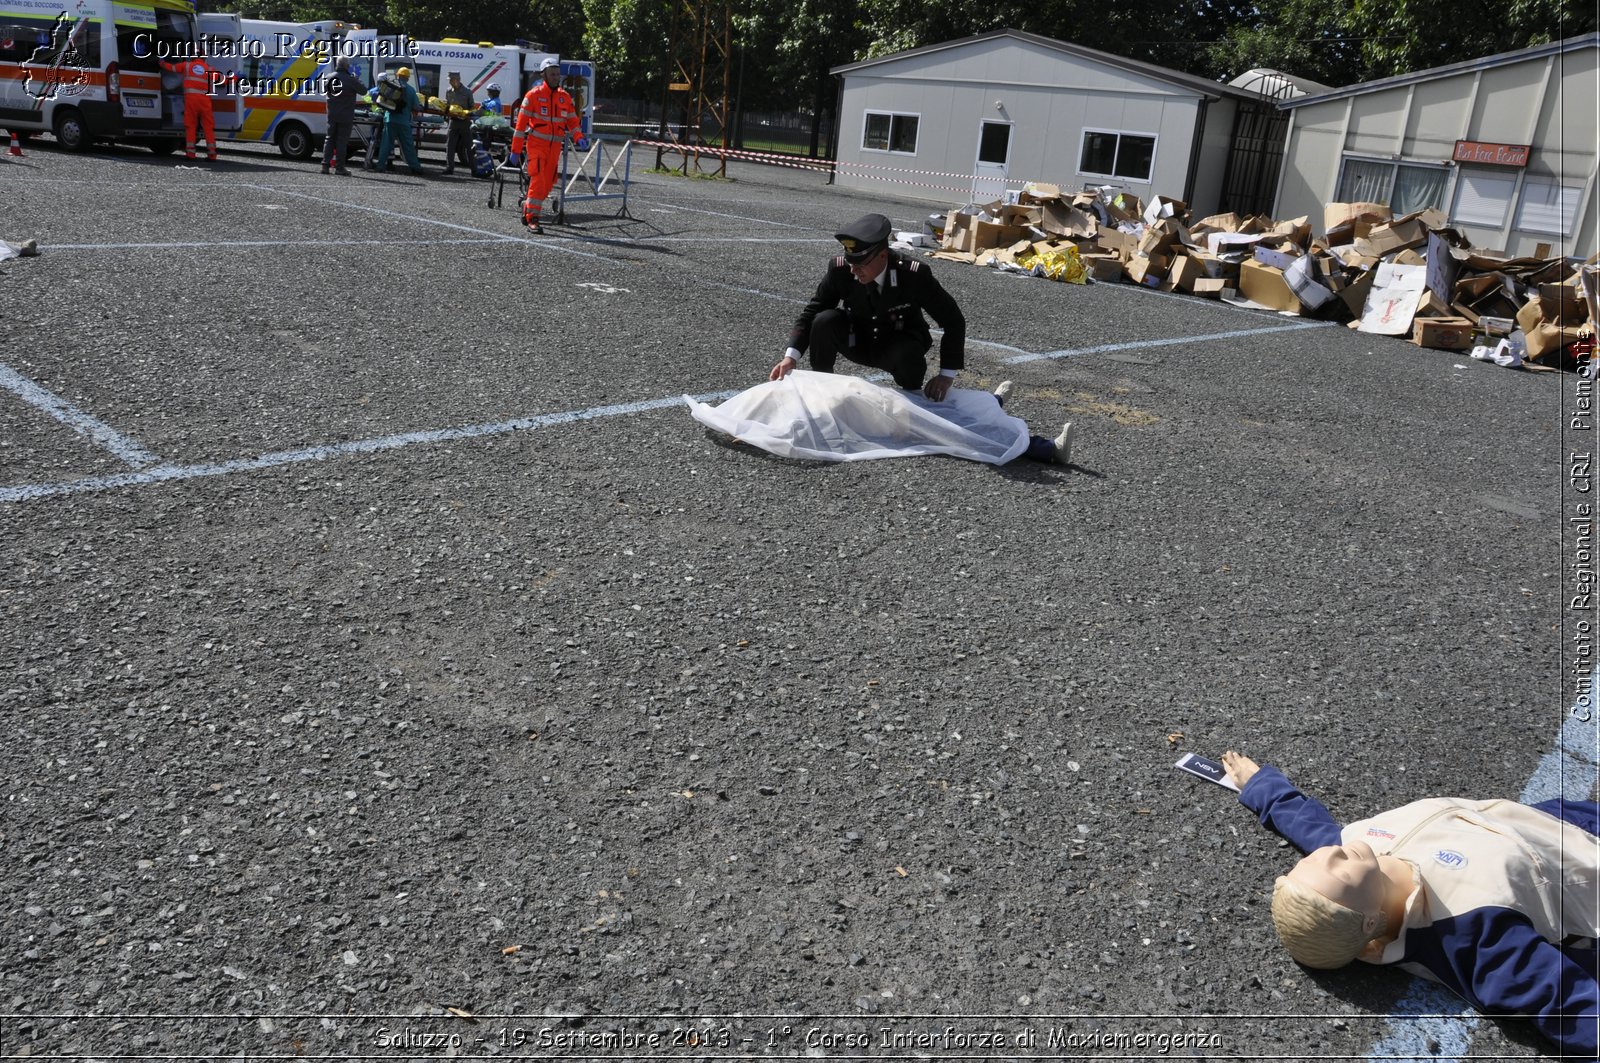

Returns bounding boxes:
[1,136,1590,1061]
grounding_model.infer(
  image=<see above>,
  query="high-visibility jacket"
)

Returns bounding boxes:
[161,58,213,96]
[510,81,580,154]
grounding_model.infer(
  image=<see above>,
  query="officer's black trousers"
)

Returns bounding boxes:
[806,308,928,390]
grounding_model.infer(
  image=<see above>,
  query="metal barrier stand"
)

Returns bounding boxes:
[553,138,635,222]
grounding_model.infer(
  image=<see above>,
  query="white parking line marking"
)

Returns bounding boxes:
[1004,321,1332,363]
[1,318,1348,503]
[237,184,609,260]
[644,200,813,229]
[0,363,162,469]
[46,238,519,251]
[0,389,744,503]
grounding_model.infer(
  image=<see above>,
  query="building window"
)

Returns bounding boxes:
[1451,169,1518,228]
[1334,156,1448,215]
[978,121,1010,165]
[862,111,918,154]
[1515,177,1581,235]
[1079,129,1156,182]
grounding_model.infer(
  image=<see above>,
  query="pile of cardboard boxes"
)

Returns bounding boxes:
[924,185,1597,368]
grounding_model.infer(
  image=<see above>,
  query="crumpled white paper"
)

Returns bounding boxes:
[685,370,1030,465]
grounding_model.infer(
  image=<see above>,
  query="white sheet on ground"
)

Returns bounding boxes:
[685,370,1030,465]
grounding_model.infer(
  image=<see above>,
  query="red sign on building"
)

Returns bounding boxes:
[1452,140,1531,167]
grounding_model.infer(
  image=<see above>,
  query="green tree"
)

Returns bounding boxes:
[200,0,585,53]
[853,0,1258,80]
[763,0,860,155]
[1206,0,1363,87]
[1347,0,1596,80]
[581,0,672,101]
[1210,0,1596,85]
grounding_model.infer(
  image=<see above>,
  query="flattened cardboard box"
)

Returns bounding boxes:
[1039,201,1098,238]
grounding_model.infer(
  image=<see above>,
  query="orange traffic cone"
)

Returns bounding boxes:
[6,131,22,156]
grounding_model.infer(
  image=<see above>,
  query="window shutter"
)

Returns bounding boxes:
[1515,177,1580,235]
[1451,169,1516,227]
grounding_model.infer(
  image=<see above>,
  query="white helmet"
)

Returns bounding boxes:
[538,57,559,71]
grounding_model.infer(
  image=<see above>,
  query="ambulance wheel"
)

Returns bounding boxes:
[149,140,181,155]
[277,121,313,160]
[53,108,90,152]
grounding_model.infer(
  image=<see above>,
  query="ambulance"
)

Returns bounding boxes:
[374,38,595,146]
[0,0,198,152]
[200,14,396,159]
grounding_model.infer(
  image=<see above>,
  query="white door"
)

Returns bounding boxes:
[971,119,1012,201]
[197,12,242,131]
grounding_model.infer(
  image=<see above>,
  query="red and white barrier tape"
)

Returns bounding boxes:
[630,138,1061,198]
[632,139,833,174]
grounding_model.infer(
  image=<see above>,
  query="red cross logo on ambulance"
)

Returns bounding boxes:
[1433,849,1468,870]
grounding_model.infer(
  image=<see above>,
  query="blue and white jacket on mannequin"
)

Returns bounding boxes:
[1239,765,1600,1059]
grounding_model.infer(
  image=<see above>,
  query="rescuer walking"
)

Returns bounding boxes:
[506,57,586,234]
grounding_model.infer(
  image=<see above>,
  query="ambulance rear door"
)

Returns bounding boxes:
[197,10,240,131]
[558,58,593,138]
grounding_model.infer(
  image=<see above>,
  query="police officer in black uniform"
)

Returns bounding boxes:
[771,213,964,402]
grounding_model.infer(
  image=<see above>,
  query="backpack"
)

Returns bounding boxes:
[470,137,495,178]
[375,76,406,112]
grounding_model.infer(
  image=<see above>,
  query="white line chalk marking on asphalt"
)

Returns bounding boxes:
[1360,676,1598,1062]
[0,363,162,470]
[47,238,518,251]
[645,201,813,229]
[1004,321,1333,364]
[1,319,1350,503]
[237,184,608,260]
[0,390,744,503]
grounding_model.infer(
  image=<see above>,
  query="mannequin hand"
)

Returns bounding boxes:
[922,375,953,402]
[769,356,797,382]
[1221,751,1260,789]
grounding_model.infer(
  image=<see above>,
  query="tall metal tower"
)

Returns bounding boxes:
[655,0,732,177]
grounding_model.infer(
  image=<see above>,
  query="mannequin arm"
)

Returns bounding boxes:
[1237,765,1344,852]
[1408,907,1599,1058]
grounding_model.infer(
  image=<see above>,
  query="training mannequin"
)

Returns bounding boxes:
[1221,750,1600,1058]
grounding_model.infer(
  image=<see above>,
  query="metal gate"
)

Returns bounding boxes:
[1219,96,1289,217]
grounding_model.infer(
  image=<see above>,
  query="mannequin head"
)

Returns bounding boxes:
[1269,840,1389,968]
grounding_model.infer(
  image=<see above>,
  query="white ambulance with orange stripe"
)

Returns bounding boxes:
[201,15,399,159]
[373,39,595,148]
[0,0,197,152]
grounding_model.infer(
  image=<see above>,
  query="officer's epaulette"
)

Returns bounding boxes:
[907,260,921,272]
[833,255,847,268]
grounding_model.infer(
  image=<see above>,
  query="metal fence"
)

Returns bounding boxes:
[593,97,833,157]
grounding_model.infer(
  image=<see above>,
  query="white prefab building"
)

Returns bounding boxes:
[830,30,1280,215]
[1275,34,1598,258]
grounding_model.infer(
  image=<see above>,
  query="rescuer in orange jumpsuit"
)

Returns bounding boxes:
[507,57,586,233]
[160,48,218,160]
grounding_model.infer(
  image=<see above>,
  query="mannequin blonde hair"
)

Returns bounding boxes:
[1270,875,1384,969]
